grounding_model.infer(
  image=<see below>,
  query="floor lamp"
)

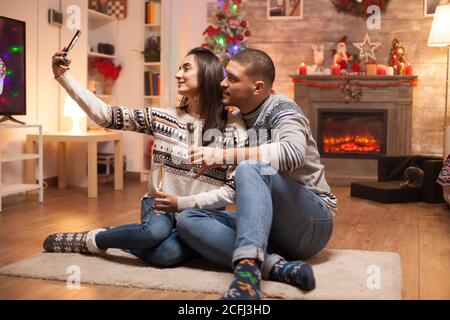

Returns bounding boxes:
[428,4,450,158]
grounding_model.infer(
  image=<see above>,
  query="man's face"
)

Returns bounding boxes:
[221,60,256,110]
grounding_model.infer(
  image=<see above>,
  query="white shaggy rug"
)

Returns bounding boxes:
[0,249,402,300]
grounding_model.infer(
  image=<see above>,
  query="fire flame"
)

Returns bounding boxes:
[323,134,382,153]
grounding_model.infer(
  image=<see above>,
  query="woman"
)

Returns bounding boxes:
[43,47,247,267]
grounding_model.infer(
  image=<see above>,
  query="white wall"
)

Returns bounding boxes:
[113,0,146,172]
[166,0,208,107]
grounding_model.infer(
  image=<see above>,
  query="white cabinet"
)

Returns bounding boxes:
[0,125,43,212]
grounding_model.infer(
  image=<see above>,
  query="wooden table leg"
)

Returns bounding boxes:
[88,142,98,198]
[25,136,36,184]
[114,138,124,191]
[58,142,67,188]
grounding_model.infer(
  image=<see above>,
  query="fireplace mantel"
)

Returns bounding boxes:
[290,74,418,184]
[291,75,417,81]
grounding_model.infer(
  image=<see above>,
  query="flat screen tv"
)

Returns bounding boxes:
[0,16,26,124]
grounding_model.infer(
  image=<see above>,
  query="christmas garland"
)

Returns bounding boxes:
[293,77,417,102]
[292,78,417,89]
[330,0,391,17]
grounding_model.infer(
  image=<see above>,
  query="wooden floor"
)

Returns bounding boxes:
[0,179,449,300]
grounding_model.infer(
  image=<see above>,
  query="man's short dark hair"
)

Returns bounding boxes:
[230,49,276,86]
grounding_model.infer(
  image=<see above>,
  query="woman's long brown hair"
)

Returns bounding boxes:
[179,48,227,143]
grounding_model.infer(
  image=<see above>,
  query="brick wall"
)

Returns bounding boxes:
[208,0,448,155]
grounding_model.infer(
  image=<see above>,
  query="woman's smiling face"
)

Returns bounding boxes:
[175,54,199,98]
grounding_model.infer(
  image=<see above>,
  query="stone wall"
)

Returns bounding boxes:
[207,0,448,156]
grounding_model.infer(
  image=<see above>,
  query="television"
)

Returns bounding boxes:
[0,16,26,124]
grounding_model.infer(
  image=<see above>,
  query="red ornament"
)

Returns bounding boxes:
[203,25,214,36]
[240,20,247,28]
[244,30,251,37]
[351,62,362,73]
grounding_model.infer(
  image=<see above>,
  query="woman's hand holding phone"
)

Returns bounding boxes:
[52,51,72,78]
[51,30,80,78]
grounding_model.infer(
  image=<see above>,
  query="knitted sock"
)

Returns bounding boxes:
[43,228,106,254]
[85,229,107,254]
[270,259,316,291]
[221,259,262,300]
[43,231,89,254]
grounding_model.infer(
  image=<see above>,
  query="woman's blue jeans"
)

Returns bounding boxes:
[177,161,334,279]
[95,198,194,267]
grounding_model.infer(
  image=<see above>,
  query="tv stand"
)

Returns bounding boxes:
[0,116,25,125]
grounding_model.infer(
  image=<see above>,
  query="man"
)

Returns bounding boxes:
[177,49,337,300]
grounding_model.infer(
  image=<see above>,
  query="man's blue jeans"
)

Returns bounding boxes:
[177,161,334,279]
[95,198,194,267]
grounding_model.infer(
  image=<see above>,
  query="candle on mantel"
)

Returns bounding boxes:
[405,63,414,75]
[332,63,341,75]
[377,65,386,75]
[386,66,394,76]
[298,63,307,75]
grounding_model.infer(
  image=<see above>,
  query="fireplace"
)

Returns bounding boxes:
[291,74,416,184]
[318,109,387,159]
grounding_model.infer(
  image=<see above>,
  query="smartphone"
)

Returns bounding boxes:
[63,30,81,55]
[60,30,81,65]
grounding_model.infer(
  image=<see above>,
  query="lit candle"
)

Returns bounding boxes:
[386,66,394,76]
[405,63,414,75]
[332,63,341,75]
[298,63,307,75]
[377,65,386,76]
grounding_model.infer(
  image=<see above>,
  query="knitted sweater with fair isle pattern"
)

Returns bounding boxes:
[56,72,247,210]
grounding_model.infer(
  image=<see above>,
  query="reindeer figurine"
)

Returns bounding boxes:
[311,44,325,74]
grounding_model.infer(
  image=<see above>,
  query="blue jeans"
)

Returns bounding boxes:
[177,161,334,279]
[95,198,194,267]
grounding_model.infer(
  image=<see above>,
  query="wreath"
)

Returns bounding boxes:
[330,0,391,17]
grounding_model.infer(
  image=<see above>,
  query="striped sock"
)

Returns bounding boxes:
[270,260,316,291]
[221,259,262,300]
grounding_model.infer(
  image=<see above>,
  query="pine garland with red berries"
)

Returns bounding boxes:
[330,0,391,17]
[202,0,251,60]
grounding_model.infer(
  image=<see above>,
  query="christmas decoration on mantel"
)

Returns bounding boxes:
[353,33,382,64]
[292,78,418,103]
[330,0,391,17]
[389,38,408,75]
[333,36,353,71]
[202,0,251,60]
